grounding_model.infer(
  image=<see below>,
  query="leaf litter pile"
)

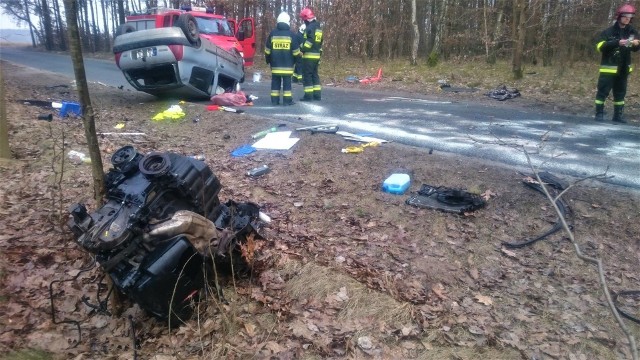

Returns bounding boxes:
[1,62,640,359]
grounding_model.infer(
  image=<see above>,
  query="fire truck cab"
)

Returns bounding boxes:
[122,7,256,66]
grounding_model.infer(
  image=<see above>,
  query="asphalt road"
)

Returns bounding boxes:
[2,46,639,189]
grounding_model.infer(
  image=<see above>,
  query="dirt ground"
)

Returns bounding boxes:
[1,60,640,360]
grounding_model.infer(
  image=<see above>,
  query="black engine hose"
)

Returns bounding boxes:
[613,290,640,324]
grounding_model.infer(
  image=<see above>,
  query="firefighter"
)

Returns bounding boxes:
[299,7,323,101]
[594,3,640,123]
[292,23,306,84]
[265,12,301,105]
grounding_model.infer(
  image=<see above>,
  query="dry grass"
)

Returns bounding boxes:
[283,262,413,327]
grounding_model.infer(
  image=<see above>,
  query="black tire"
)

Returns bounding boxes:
[175,13,199,45]
[114,24,135,37]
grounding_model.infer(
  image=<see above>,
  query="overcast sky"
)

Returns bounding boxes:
[1,10,27,29]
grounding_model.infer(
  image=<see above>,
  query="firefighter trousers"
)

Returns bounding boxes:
[301,59,321,100]
[595,73,628,105]
[271,75,293,105]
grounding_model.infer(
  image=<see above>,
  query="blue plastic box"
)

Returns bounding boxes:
[59,102,82,117]
[382,173,411,195]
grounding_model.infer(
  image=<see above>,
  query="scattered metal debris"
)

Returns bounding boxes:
[337,131,389,143]
[296,124,339,134]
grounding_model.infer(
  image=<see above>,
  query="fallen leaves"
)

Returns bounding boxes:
[2,62,640,360]
[501,247,518,258]
[474,294,493,306]
[431,283,448,300]
[243,323,257,337]
[481,189,497,201]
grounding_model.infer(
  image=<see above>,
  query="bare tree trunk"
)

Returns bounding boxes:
[117,0,125,24]
[52,0,67,50]
[110,0,117,35]
[410,0,419,65]
[258,0,267,55]
[23,0,37,47]
[63,0,117,309]
[434,0,448,59]
[83,0,93,50]
[541,0,556,66]
[0,68,9,159]
[511,0,525,79]
[372,0,381,58]
[482,0,489,59]
[101,0,110,50]
[62,0,105,204]
[487,0,504,64]
[88,0,98,52]
[41,0,55,50]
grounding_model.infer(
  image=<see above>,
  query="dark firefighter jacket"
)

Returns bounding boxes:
[265,23,301,75]
[301,20,323,60]
[596,22,640,75]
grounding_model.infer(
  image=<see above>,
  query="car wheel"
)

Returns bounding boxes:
[175,13,199,45]
[115,24,136,37]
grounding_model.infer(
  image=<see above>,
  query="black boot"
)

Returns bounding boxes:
[594,104,604,122]
[300,94,313,101]
[283,97,295,106]
[612,105,627,123]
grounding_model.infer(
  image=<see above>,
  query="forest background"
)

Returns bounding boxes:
[0,0,634,80]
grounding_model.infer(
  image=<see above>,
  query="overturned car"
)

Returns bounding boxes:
[67,146,262,322]
[113,13,245,99]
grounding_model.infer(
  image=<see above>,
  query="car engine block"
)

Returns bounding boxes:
[67,146,226,321]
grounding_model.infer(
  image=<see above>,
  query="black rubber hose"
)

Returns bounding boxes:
[501,198,569,248]
[501,173,571,249]
[49,258,96,345]
[613,290,640,324]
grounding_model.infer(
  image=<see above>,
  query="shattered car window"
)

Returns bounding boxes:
[195,17,233,36]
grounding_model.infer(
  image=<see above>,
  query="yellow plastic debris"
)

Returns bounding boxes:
[152,105,186,122]
[342,146,364,154]
[341,141,380,153]
[114,123,125,129]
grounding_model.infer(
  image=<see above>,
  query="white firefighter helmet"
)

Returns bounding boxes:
[277,12,290,25]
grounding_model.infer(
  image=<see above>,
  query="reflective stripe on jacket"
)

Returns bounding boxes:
[265,23,301,75]
[302,20,322,60]
[596,22,639,75]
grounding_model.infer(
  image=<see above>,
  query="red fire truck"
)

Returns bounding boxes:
[118,6,256,66]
